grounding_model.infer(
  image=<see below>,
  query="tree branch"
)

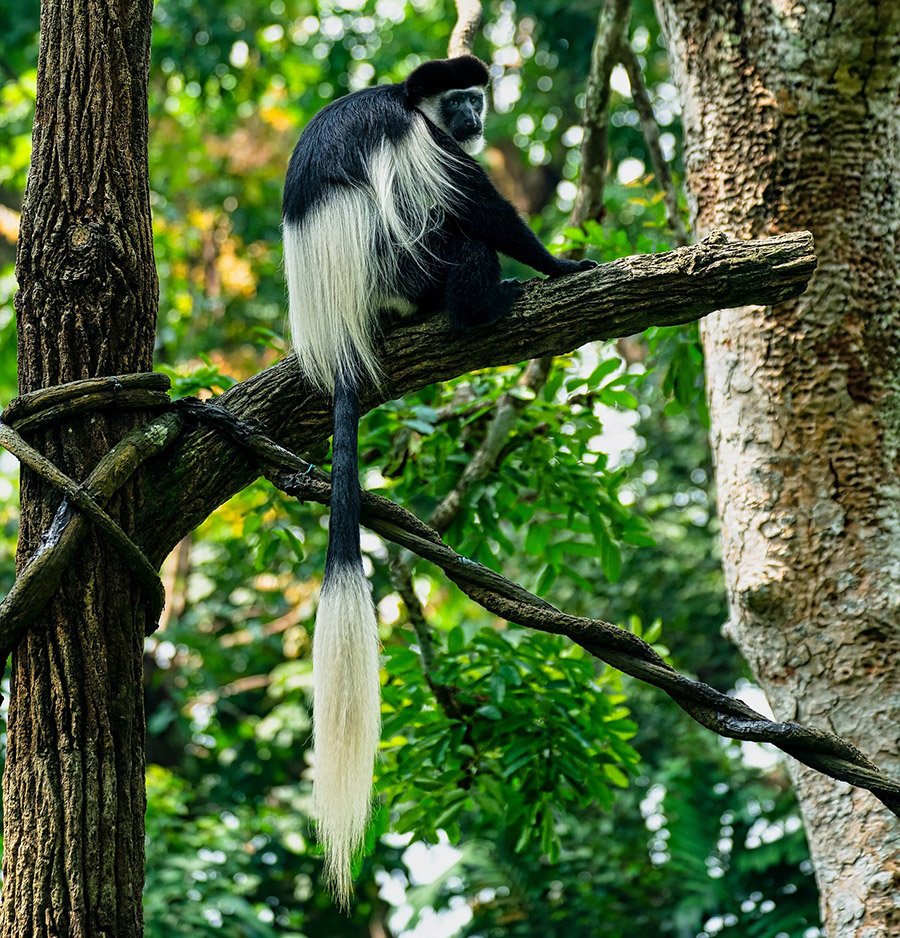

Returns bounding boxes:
[137,229,817,564]
[0,422,165,608]
[448,1,483,58]
[0,412,183,658]
[571,0,632,225]
[620,42,689,246]
[268,466,900,817]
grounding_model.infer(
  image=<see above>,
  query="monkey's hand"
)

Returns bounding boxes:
[451,279,523,331]
[487,278,524,321]
[494,278,525,314]
[547,258,597,277]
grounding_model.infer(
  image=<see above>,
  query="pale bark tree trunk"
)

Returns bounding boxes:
[3,0,157,934]
[655,1,899,934]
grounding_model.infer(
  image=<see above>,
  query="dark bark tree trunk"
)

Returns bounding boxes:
[655,1,900,933]
[3,0,157,933]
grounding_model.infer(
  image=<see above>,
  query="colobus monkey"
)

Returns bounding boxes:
[282,55,594,903]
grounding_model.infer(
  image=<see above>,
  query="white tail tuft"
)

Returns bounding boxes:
[312,563,381,906]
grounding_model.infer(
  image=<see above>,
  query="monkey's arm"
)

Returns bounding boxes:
[448,157,594,277]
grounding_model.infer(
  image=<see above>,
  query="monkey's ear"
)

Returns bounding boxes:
[405,55,490,105]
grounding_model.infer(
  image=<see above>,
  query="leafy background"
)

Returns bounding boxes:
[0,1,822,935]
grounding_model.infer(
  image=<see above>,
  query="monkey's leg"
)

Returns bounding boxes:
[444,239,523,330]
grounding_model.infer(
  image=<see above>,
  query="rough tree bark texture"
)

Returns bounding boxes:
[655,2,899,934]
[5,0,157,934]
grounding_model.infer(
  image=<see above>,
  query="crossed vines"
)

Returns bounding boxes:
[1,373,898,820]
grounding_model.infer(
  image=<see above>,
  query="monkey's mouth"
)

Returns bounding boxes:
[457,132,485,156]
[451,122,482,143]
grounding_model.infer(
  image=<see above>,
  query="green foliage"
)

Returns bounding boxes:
[381,628,639,858]
[144,765,286,937]
[0,1,822,935]
[160,359,240,398]
[408,723,821,938]
[362,354,652,599]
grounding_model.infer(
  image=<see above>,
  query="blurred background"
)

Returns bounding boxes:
[0,1,823,935]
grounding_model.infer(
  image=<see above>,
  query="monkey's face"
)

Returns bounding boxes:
[419,87,487,155]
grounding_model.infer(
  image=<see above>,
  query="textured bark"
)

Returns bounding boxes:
[5,0,158,933]
[135,231,815,565]
[655,1,900,934]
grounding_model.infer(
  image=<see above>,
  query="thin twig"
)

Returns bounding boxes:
[428,358,552,534]
[390,553,439,668]
[270,465,900,815]
[620,42,688,246]
[571,0,632,226]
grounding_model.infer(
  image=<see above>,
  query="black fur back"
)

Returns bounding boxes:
[282,84,413,227]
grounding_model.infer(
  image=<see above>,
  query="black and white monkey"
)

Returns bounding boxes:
[282,55,594,902]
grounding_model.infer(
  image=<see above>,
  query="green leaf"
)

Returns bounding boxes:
[447,626,465,655]
[603,763,630,788]
[476,704,502,721]
[587,357,621,387]
[536,564,559,594]
[525,522,550,555]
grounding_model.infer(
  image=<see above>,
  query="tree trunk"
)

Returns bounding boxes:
[655,1,900,933]
[3,0,157,933]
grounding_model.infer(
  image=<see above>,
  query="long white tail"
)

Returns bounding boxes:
[310,372,380,906]
[312,563,381,906]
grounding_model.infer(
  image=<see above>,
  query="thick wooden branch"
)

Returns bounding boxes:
[138,229,816,563]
